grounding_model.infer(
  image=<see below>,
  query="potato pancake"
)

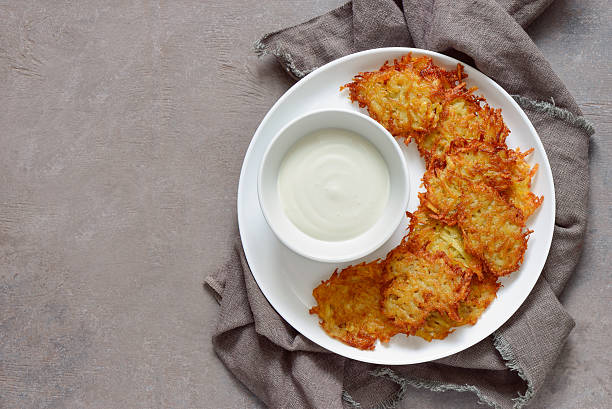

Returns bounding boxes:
[421,142,543,223]
[341,54,464,139]
[444,140,514,191]
[416,95,509,164]
[342,55,508,165]
[458,185,530,276]
[416,274,500,341]
[446,141,543,218]
[420,167,469,223]
[406,206,483,279]
[382,247,472,334]
[310,261,400,350]
[501,148,543,218]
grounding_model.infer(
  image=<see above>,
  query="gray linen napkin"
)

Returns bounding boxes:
[206,1,595,408]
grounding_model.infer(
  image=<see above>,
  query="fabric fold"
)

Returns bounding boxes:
[401,0,580,112]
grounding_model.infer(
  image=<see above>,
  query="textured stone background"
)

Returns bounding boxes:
[0,1,609,408]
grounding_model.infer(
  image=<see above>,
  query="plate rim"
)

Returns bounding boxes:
[237,47,556,365]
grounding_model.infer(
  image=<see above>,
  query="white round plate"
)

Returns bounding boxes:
[237,47,555,365]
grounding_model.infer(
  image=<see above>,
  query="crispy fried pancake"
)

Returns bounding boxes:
[446,140,543,218]
[382,247,471,334]
[416,95,509,164]
[416,274,500,341]
[420,167,469,223]
[341,54,464,139]
[343,54,509,166]
[501,148,543,218]
[421,142,543,223]
[406,206,483,279]
[444,141,514,191]
[310,261,400,350]
[458,185,530,276]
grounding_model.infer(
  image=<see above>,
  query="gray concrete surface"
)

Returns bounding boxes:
[0,1,609,408]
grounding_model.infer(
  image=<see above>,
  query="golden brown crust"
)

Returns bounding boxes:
[444,140,514,191]
[381,247,472,334]
[457,184,531,276]
[340,54,465,141]
[420,168,469,224]
[420,141,543,224]
[415,273,500,341]
[446,140,543,218]
[416,95,509,165]
[309,261,400,350]
[342,53,508,165]
[405,205,484,280]
[501,148,543,218]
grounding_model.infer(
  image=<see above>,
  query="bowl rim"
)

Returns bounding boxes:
[257,108,410,263]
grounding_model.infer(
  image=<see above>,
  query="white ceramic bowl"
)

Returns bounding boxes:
[257,109,410,263]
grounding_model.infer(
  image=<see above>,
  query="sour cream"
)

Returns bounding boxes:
[277,128,390,241]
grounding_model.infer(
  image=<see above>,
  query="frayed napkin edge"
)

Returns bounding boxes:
[254,35,314,80]
[512,95,595,136]
[345,365,502,409]
[341,334,528,409]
